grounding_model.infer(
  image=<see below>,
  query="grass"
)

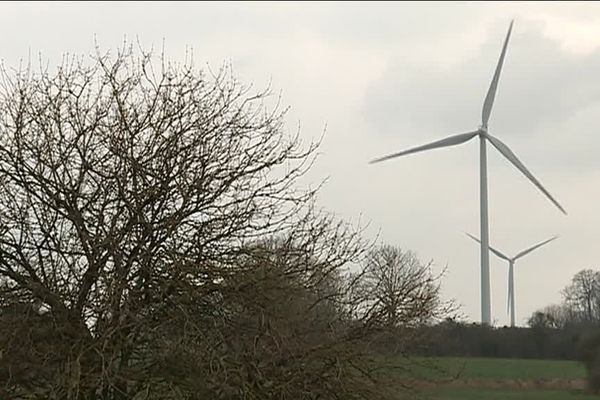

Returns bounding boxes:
[386,357,593,399]
[421,387,598,400]
[410,356,586,380]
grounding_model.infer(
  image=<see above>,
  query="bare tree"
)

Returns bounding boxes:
[0,45,443,400]
[527,304,571,329]
[563,269,600,324]
[0,45,326,399]
[358,245,448,328]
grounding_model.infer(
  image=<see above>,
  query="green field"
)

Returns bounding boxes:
[395,357,594,400]
[421,387,598,400]
[410,356,586,380]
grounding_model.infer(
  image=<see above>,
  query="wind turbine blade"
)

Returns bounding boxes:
[370,131,479,164]
[507,273,511,317]
[465,232,511,261]
[486,134,567,215]
[514,236,558,260]
[481,20,514,128]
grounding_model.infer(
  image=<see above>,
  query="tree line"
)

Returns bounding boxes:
[529,269,600,329]
[406,268,600,363]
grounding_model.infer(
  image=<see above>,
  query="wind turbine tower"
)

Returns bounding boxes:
[466,233,558,327]
[370,21,566,325]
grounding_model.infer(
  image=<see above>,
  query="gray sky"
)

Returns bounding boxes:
[3,1,600,326]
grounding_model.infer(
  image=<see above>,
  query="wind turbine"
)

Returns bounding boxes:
[465,233,558,327]
[369,21,566,325]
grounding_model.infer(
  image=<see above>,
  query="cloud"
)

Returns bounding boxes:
[362,22,600,144]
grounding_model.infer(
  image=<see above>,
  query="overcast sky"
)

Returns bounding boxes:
[3,1,600,326]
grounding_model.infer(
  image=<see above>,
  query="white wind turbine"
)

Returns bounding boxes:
[370,21,566,325]
[465,233,558,327]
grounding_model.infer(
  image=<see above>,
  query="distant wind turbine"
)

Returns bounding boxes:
[465,233,558,327]
[370,20,566,325]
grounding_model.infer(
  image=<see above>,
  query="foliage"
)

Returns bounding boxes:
[577,331,600,393]
[419,319,583,360]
